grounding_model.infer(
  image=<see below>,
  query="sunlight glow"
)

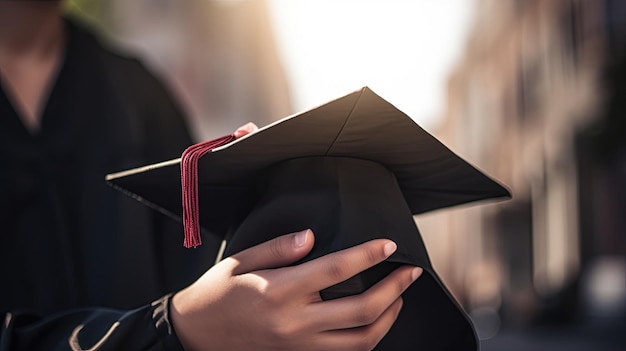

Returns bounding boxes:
[268,0,475,129]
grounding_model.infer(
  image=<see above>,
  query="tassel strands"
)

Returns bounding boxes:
[180,134,236,248]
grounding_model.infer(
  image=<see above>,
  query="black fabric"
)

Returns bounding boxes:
[0,17,217,350]
[223,157,477,350]
[0,294,184,351]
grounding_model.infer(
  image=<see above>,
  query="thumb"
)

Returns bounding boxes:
[229,229,314,275]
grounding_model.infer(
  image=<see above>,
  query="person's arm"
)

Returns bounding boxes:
[1,230,421,351]
[1,294,184,351]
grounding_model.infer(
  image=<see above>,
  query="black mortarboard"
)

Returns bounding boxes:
[106,87,510,350]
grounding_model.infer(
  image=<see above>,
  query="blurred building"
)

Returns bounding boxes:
[66,0,292,141]
[420,0,626,345]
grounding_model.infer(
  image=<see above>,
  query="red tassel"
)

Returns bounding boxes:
[181,134,236,248]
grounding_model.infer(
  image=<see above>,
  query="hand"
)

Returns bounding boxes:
[170,229,422,351]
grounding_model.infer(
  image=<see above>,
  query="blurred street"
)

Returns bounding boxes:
[482,322,626,351]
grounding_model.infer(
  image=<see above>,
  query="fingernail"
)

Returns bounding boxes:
[294,229,309,248]
[383,241,397,257]
[411,267,423,281]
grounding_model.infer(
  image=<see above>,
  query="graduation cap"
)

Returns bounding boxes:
[106,87,510,350]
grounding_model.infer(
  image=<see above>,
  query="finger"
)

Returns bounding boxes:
[305,265,422,331]
[233,122,259,138]
[282,239,397,294]
[313,297,403,351]
[227,229,314,275]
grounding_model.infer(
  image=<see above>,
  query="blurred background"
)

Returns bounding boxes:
[65,0,625,349]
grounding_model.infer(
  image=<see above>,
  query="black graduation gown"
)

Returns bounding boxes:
[0,18,218,350]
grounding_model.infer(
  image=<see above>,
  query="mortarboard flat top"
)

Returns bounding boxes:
[106,86,509,230]
[106,86,510,350]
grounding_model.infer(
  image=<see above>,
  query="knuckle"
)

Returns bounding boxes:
[397,271,413,293]
[364,245,382,265]
[358,335,380,351]
[353,300,380,326]
[349,332,379,351]
[267,238,285,260]
[258,288,279,306]
[400,267,419,292]
[383,267,415,298]
[257,281,285,306]
[267,316,299,341]
[326,260,349,281]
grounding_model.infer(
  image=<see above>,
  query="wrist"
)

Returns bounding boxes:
[170,289,198,351]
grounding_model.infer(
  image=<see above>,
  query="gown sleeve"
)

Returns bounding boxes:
[0,294,185,351]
